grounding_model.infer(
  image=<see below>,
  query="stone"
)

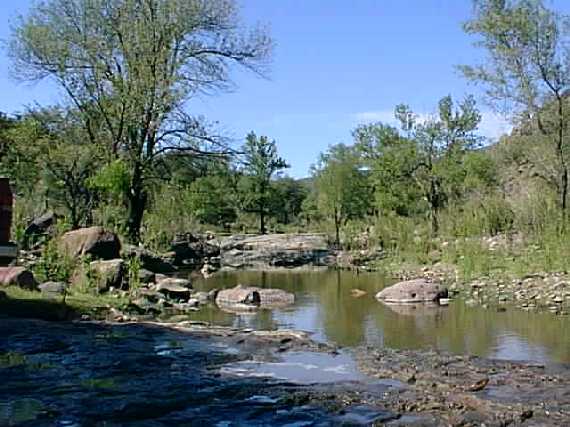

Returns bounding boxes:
[0,290,7,300]
[24,211,56,243]
[350,289,367,298]
[38,281,67,297]
[216,284,295,308]
[60,227,121,260]
[0,267,38,290]
[156,278,192,301]
[192,291,210,304]
[138,269,155,284]
[375,279,448,304]
[220,233,329,270]
[171,233,220,266]
[122,245,177,274]
[89,259,126,292]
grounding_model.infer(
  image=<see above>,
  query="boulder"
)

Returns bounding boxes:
[60,227,121,260]
[375,279,448,304]
[24,211,56,244]
[156,280,191,301]
[215,284,295,308]
[138,268,156,284]
[171,233,220,266]
[220,233,329,270]
[122,245,177,274]
[38,281,67,297]
[0,267,38,290]
[89,259,126,292]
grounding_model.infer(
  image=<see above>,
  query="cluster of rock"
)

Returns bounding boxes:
[219,233,330,270]
[215,284,295,313]
[453,273,570,315]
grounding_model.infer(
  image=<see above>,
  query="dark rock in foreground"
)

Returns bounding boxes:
[376,279,448,303]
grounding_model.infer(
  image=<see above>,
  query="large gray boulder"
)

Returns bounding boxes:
[220,233,329,270]
[0,267,38,290]
[89,259,126,292]
[155,277,192,301]
[171,233,220,266]
[39,281,67,298]
[60,227,121,260]
[376,279,448,304]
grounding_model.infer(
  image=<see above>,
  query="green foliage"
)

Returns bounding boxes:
[33,239,77,283]
[188,175,237,227]
[239,132,289,234]
[310,143,373,246]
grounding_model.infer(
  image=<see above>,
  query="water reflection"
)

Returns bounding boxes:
[186,270,570,364]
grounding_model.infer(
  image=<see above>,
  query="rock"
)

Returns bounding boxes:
[171,233,220,266]
[0,290,7,300]
[350,289,367,298]
[0,267,38,290]
[24,211,56,245]
[138,269,155,284]
[122,245,177,274]
[192,291,210,304]
[89,259,126,292]
[375,279,448,303]
[216,284,295,308]
[60,227,121,260]
[38,281,67,297]
[220,233,329,270]
[156,278,192,301]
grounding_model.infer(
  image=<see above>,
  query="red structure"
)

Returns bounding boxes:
[0,178,12,244]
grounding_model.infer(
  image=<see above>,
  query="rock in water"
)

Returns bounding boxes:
[0,267,38,290]
[375,279,448,303]
[216,284,295,309]
[60,227,121,260]
[155,277,192,301]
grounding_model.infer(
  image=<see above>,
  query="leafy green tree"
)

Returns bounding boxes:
[312,144,372,246]
[354,123,420,216]
[269,177,309,225]
[10,0,272,242]
[188,174,237,227]
[396,95,482,234]
[239,132,289,234]
[460,0,570,215]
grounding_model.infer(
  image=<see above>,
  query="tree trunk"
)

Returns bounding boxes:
[260,207,266,234]
[127,163,147,244]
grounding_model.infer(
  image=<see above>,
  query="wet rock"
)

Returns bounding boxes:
[0,290,6,300]
[89,259,126,292]
[122,245,177,274]
[156,279,192,301]
[350,289,367,298]
[220,233,329,269]
[216,285,295,309]
[0,267,38,290]
[60,227,121,260]
[376,279,448,303]
[192,291,210,304]
[38,281,67,297]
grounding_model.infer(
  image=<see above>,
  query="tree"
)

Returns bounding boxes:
[353,122,420,216]
[239,132,289,234]
[460,0,570,216]
[395,95,482,234]
[10,0,272,242]
[312,144,372,246]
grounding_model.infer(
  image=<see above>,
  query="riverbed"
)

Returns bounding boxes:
[186,270,570,365]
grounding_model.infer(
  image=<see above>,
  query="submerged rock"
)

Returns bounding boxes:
[60,227,121,260]
[376,279,448,303]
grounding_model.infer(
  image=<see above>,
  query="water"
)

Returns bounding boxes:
[185,270,570,364]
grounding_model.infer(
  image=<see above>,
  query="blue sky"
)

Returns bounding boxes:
[1,0,568,177]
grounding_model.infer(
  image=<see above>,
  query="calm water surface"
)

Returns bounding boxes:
[186,270,570,365]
